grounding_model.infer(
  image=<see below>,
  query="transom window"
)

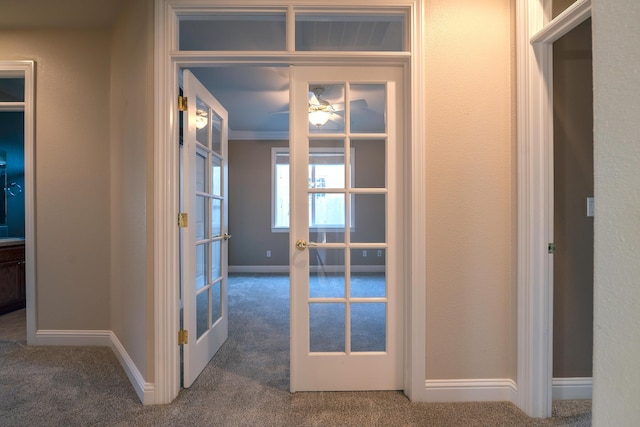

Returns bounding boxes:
[177,10,407,52]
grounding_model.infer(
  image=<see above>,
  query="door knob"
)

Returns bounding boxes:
[223,233,232,241]
[296,240,318,250]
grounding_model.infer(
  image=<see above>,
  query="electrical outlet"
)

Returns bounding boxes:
[266,250,271,258]
[362,250,367,257]
[377,250,383,257]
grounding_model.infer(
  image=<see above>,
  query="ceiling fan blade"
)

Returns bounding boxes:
[308,92,320,105]
[331,98,368,112]
[328,112,343,123]
[350,99,368,110]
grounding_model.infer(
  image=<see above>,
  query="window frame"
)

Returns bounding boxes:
[271,146,355,232]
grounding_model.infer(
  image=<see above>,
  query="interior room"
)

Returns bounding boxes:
[0,0,639,425]
[0,78,26,331]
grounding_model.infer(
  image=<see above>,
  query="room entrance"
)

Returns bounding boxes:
[179,64,405,391]
[157,0,426,403]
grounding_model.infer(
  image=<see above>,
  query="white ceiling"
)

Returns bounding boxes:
[189,67,291,137]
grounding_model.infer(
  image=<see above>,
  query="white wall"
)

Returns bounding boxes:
[0,30,112,330]
[424,0,515,380]
[110,0,155,381]
[592,1,640,425]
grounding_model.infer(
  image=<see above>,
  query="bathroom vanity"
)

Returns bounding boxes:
[0,239,25,315]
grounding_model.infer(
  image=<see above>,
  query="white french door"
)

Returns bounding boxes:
[289,66,404,391]
[181,70,229,388]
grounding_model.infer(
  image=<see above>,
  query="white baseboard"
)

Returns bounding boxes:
[421,379,518,402]
[33,329,112,346]
[229,265,289,273]
[32,329,155,404]
[228,265,386,274]
[552,377,592,400]
[109,332,156,404]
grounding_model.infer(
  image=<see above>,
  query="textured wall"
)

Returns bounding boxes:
[110,0,154,381]
[592,0,640,425]
[424,0,515,379]
[0,30,112,330]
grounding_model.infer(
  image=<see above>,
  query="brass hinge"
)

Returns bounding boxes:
[178,213,188,228]
[178,96,188,111]
[178,329,188,345]
[548,243,556,254]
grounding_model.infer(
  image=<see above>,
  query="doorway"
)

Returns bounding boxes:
[551,18,593,398]
[156,1,426,403]
[516,0,594,417]
[0,62,34,345]
[178,64,405,391]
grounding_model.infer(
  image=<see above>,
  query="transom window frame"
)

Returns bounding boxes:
[174,7,411,53]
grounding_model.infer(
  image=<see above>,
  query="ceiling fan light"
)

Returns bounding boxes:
[308,103,334,127]
[195,110,208,130]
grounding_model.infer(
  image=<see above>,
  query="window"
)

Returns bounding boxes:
[272,147,354,231]
[177,11,406,53]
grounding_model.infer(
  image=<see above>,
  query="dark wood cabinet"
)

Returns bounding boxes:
[0,243,25,315]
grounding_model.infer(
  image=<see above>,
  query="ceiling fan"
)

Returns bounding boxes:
[272,85,368,128]
[308,86,369,127]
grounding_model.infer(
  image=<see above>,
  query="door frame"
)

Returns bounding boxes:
[515,0,592,418]
[0,60,36,344]
[153,0,426,404]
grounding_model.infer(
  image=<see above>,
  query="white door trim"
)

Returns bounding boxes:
[0,61,36,345]
[515,0,592,418]
[153,0,426,404]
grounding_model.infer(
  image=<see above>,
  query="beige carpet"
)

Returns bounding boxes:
[0,276,592,426]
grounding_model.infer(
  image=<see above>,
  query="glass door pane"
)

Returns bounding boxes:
[304,80,388,356]
[290,65,403,392]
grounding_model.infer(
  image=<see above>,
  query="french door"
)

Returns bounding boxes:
[289,66,404,391]
[181,70,229,388]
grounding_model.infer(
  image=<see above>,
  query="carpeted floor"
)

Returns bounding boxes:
[0,274,592,426]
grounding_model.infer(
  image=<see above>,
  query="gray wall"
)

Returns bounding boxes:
[109,0,155,381]
[0,29,112,331]
[552,19,593,378]
[0,0,154,382]
[552,0,579,19]
[593,0,640,424]
[228,140,289,267]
